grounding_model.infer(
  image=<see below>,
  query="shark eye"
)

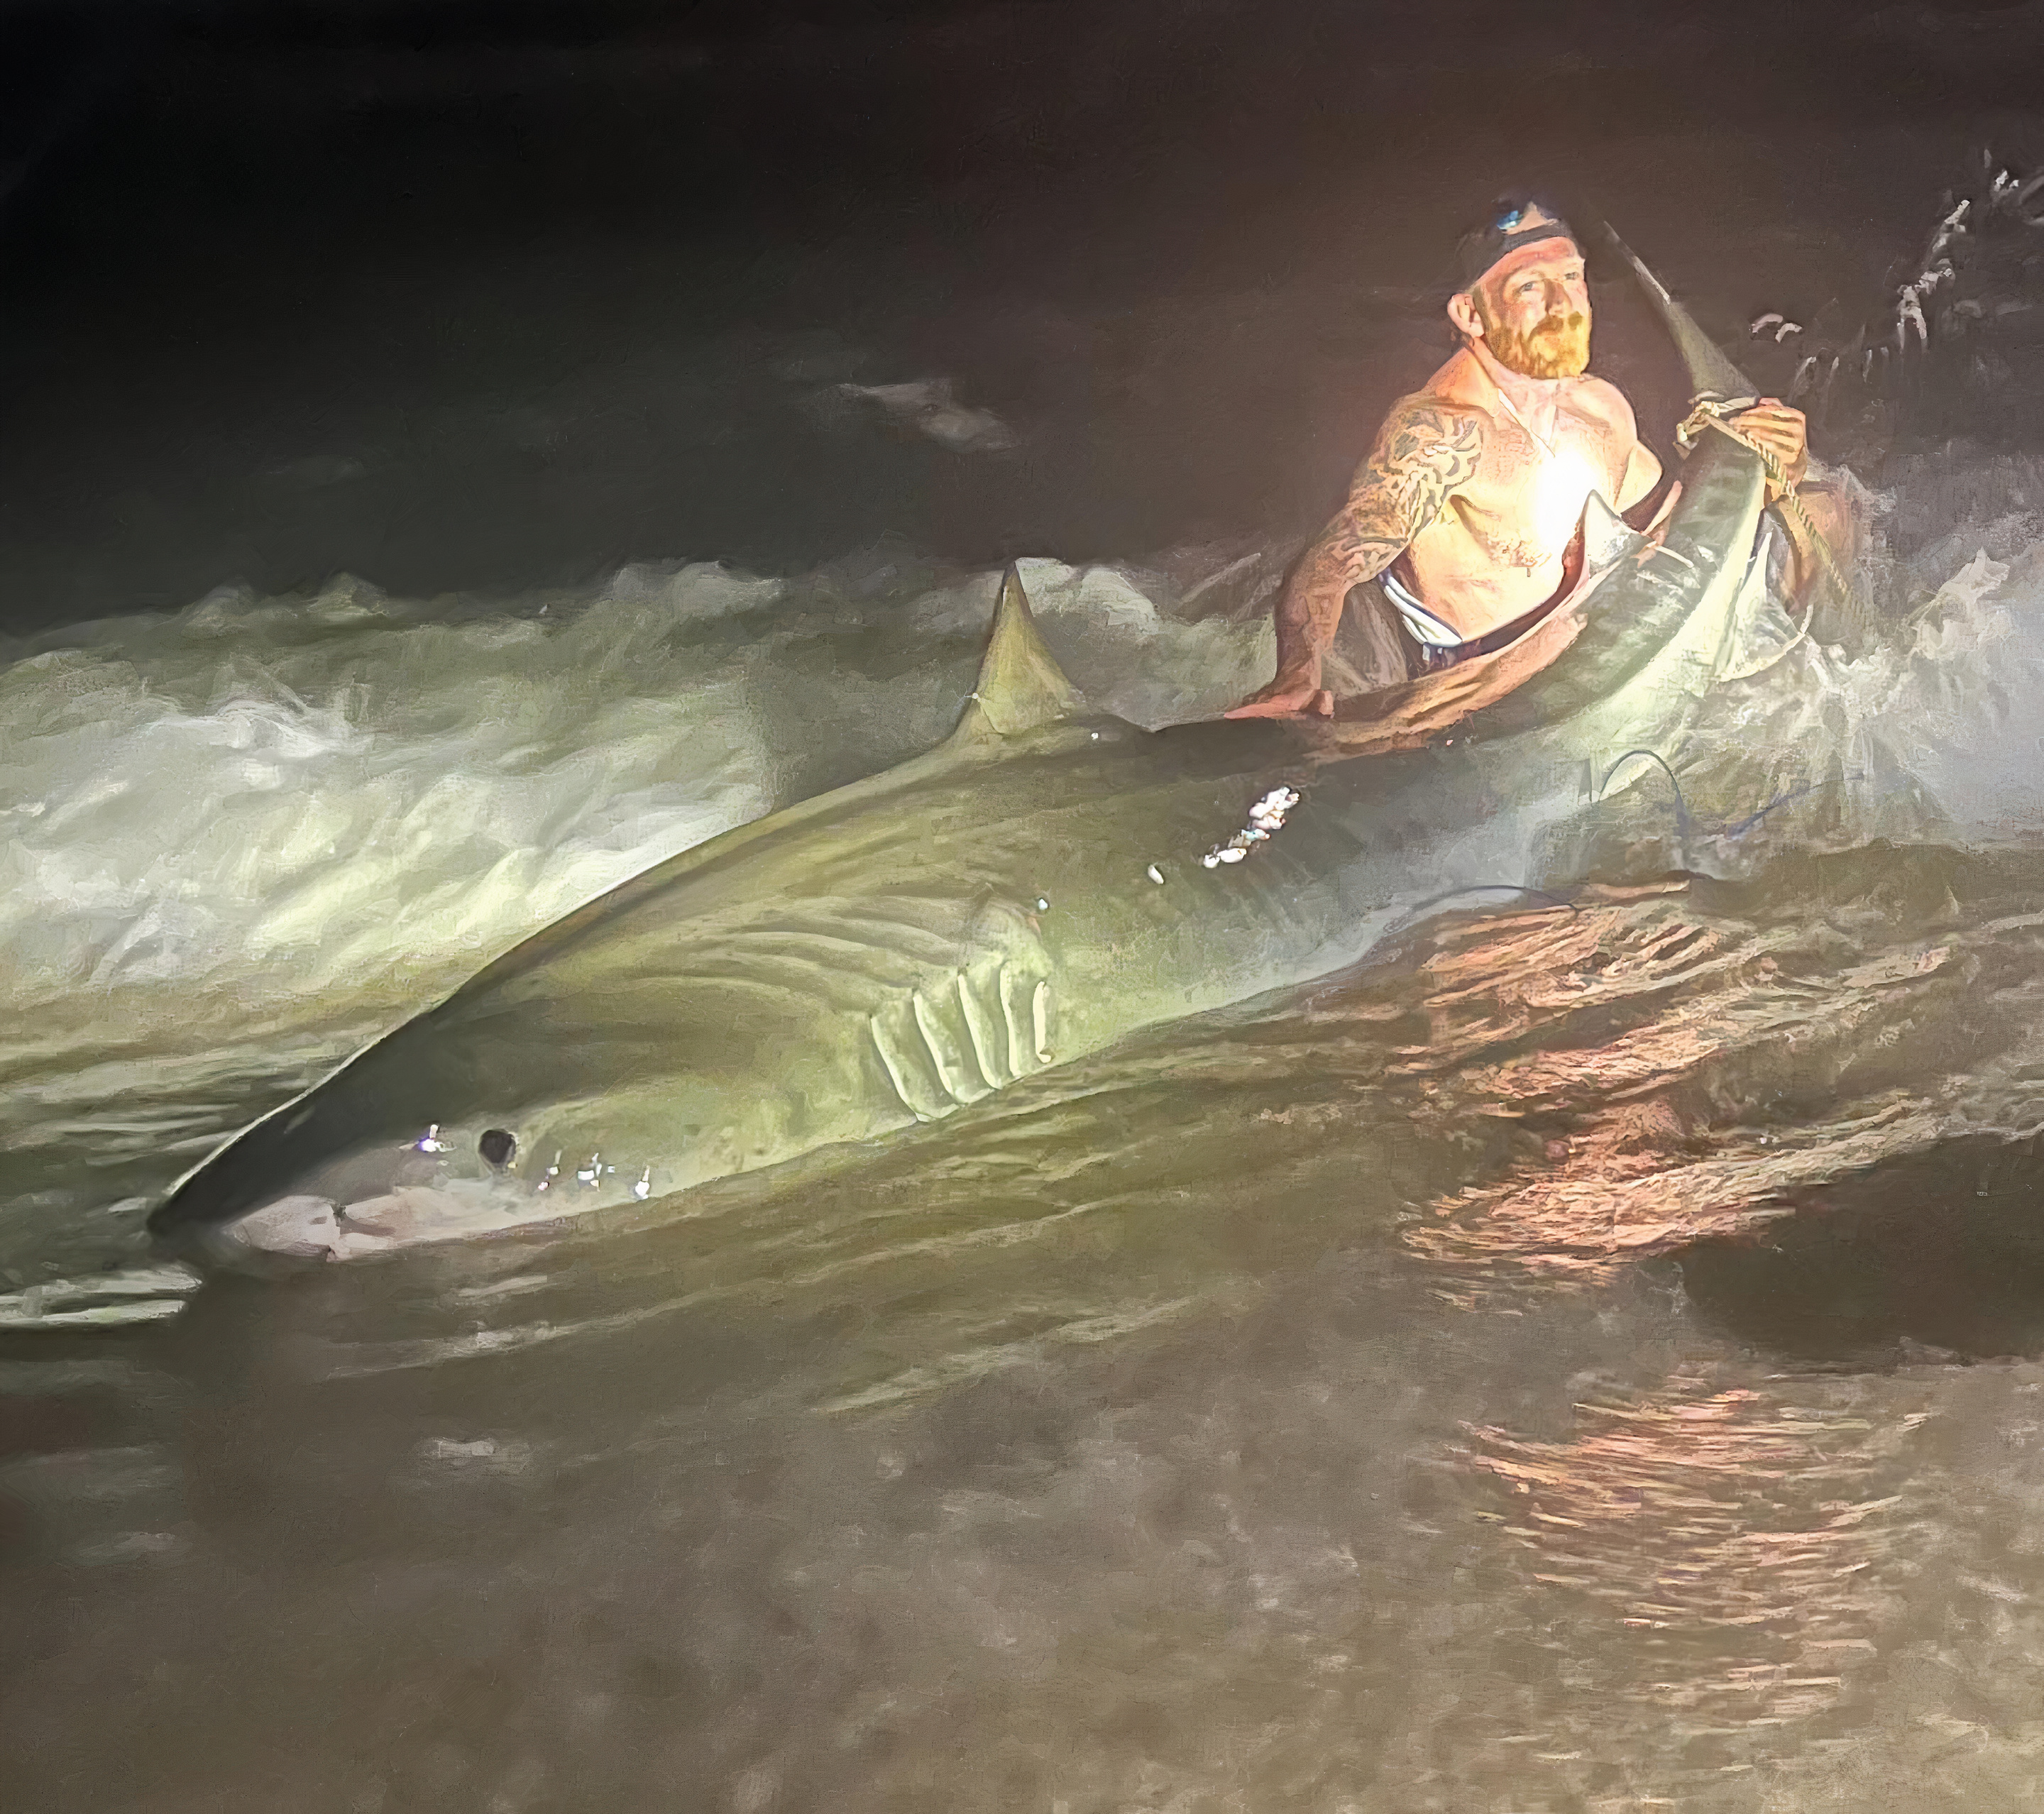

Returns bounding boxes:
[478,1128,517,1169]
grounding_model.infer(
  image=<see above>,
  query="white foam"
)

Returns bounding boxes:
[0,573,771,1045]
[12,483,2044,1087]
[1600,450,2044,866]
[0,551,1276,1065]
[831,378,1019,452]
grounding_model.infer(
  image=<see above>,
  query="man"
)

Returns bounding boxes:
[1229,199,1812,718]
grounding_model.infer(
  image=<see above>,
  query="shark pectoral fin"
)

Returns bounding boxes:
[947,565,1084,746]
[1581,490,1645,574]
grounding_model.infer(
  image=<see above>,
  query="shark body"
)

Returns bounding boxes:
[150,245,1770,1262]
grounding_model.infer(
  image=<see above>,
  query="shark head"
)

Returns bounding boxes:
[155,1054,676,1262]
[158,1050,837,1262]
[153,989,883,1262]
[153,564,1094,1266]
[197,1114,539,1262]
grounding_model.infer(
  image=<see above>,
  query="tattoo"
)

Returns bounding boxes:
[1483,532,1547,573]
[1275,402,1485,662]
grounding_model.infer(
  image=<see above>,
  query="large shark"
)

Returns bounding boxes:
[150,242,1771,1263]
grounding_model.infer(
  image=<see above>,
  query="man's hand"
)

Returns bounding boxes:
[1730,398,1808,497]
[1224,665,1334,719]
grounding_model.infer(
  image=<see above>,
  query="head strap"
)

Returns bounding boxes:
[1457,197,1579,289]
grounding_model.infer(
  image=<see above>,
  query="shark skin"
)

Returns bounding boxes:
[148,250,1768,1263]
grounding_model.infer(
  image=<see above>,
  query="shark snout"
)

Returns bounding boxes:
[216,1174,536,1263]
[211,1190,419,1263]
[224,1194,355,1261]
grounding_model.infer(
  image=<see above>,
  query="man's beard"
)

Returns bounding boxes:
[1482,308,1590,379]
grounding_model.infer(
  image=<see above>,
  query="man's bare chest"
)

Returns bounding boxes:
[1471,400,1625,497]
[1417,403,1627,576]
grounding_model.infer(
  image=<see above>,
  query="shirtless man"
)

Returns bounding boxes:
[1229,198,1811,717]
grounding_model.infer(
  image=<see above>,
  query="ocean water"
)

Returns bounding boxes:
[10,36,2044,1806]
[12,449,2044,1810]
[0,544,1284,1283]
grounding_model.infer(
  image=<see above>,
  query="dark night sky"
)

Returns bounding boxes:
[16,0,2039,331]
[3,0,2043,626]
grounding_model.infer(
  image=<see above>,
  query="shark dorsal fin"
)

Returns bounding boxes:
[950,565,1082,744]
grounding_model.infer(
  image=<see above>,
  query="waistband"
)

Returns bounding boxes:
[1378,522,1588,673]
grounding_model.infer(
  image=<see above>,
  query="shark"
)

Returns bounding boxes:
[148,241,1772,1264]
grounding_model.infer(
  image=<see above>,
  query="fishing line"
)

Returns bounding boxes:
[1384,758,1852,953]
[1385,757,1864,955]
[1598,748,1693,839]
[1596,748,1864,843]
[1674,400,1852,630]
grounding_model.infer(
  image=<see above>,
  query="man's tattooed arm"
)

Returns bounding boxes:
[1272,400,1485,669]
[1225,398,1485,717]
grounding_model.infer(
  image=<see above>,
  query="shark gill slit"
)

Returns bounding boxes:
[910,989,992,1106]
[868,1013,937,1121]
[955,967,1010,1089]
[997,960,1033,1078]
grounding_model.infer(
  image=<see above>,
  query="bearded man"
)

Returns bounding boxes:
[1229,198,1812,717]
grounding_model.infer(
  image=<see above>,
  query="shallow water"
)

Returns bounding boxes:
[14,512,2044,1809]
[11,19,2044,1804]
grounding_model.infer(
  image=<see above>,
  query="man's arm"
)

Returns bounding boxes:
[1603,387,1663,515]
[1227,400,1485,718]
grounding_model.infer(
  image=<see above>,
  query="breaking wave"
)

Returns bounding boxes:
[0,544,1290,1277]
[5,438,2044,1285]
[0,549,1283,1041]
